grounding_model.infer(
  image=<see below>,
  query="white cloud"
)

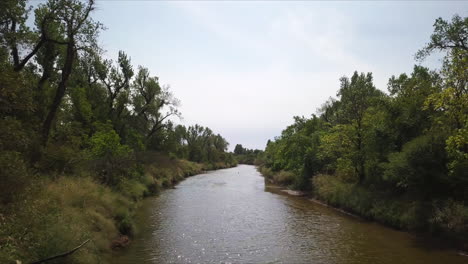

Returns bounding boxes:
[95,2,463,150]
[163,3,376,149]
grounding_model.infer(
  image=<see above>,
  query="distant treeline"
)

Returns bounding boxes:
[0,1,235,263]
[233,144,263,165]
[258,15,467,244]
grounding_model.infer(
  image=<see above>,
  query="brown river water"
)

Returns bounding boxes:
[111,165,467,264]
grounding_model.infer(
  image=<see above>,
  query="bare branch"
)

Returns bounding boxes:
[30,239,90,264]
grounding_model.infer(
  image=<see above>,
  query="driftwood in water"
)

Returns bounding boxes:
[30,239,90,264]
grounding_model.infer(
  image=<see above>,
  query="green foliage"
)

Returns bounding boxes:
[1,1,467,260]
[115,208,135,236]
[233,144,263,164]
[0,151,30,204]
[0,177,126,264]
[313,174,426,230]
[259,167,295,186]
[171,124,234,165]
[87,124,134,186]
[416,15,468,60]
[383,134,448,198]
[0,1,237,263]
[259,14,468,243]
[430,199,468,237]
[89,125,132,160]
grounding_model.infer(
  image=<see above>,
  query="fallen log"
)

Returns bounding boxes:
[30,239,90,264]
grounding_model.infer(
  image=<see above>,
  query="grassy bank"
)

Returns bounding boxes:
[0,155,236,264]
[258,166,295,186]
[312,174,468,247]
[257,166,468,250]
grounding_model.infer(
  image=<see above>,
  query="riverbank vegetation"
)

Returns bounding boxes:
[258,15,468,246]
[0,1,235,263]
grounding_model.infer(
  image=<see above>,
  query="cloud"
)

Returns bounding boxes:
[94,1,465,150]
[163,3,376,149]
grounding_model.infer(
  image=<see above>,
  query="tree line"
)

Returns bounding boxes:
[259,15,467,240]
[233,144,263,165]
[0,0,234,203]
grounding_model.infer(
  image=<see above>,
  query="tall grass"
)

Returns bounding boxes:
[259,166,295,186]
[0,156,235,264]
[312,174,468,242]
[0,176,124,263]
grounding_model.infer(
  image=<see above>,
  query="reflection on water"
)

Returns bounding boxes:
[112,165,467,264]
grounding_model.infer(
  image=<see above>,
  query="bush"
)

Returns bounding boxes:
[290,169,312,191]
[0,151,30,204]
[115,209,135,236]
[430,199,468,238]
[258,166,274,180]
[274,170,295,186]
[383,134,448,198]
[38,142,85,174]
[117,179,149,201]
[258,166,295,186]
[312,174,424,230]
[88,127,134,186]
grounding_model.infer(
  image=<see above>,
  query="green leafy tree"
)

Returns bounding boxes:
[417,15,468,200]
[40,0,101,145]
[234,144,245,155]
[131,66,180,145]
[336,72,383,183]
[88,123,132,186]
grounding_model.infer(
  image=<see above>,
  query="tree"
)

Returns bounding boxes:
[416,15,468,60]
[417,15,468,200]
[336,72,383,183]
[387,66,441,149]
[96,51,134,118]
[234,144,245,155]
[1,0,43,72]
[88,123,132,186]
[131,66,180,145]
[41,0,101,145]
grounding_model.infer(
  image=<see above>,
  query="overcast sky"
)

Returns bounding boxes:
[92,1,466,151]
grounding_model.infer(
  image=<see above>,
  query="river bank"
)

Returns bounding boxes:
[0,155,236,264]
[258,166,468,255]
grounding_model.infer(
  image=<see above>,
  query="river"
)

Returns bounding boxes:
[112,165,467,264]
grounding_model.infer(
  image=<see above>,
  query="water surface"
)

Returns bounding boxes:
[112,165,467,264]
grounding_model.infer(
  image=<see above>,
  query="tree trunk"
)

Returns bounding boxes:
[356,120,365,184]
[36,64,52,120]
[42,40,75,145]
[9,19,20,67]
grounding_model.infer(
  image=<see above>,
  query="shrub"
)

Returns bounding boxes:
[38,142,85,174]
[290,169,312,191]
[115,209,135,236]
[88,127,133,186]
[274,170,295,186]
[383,134,448,198]
[430,199,468,238]
[118,179,149,201]
[0,151,30,204]
[313,174,427,231]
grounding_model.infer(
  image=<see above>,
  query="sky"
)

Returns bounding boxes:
[90,1,467,151]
